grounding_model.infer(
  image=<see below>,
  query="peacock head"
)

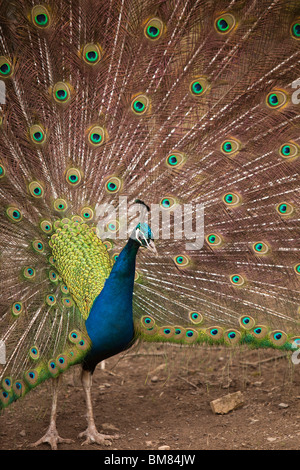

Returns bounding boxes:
[133,222,157,255]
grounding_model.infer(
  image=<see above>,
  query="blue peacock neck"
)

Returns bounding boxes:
[83,237,140,371]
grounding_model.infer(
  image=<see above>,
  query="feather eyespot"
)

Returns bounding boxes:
[188,311,203,324]
[105,177,122,194]
[215,14,236,34]
[32,6,50,28]
[45,294,56,306]
[29,181,44,198]
[206,327,223,340]
[221,138,241,156]
[279,142,299,159]
[40,220,52,233]
[294,264,300,276]
[160,197,176,209]
[103,241,113,251]
[166,151,186,168]
[141,315,156,329]
[69,330,80,344]
[144,18,164,40]
[239,315,255,330]
[11,302,23,317]
[23,267,36,280]
[49,270,58,282]
[269,330,287,347]
[80,207,94,220]
[174,254,189,267]
[66,168,82,187]
[82,44,102,65]
[291,20,300,39]
[206,233,222,247]
[32,240,45,253]
[87,125,105,147]
[131,95,149,115]
[53,82,71,104]
[0,57,13,78]
[106,220,119,233]
[54,198,68,212]
[61,284,69,294]
[230,274,245,286]
[30,124,46,144]
[224,329,241,345]
[0,163,5,178]
[266,90,287,109]
[276,202,294,216]
[62,297,74,308]
[190,77,210,97]
[222,192,240,206]
[253,241,269,255]
[6,207,22,223]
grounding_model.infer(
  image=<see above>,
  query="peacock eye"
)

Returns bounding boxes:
[221,138,241,156]
[29,181,44,198]
[0,163,5,178]
[223,192,240,206]
[32,6,50,28]
[30,124,47,144]
[188,311,203,324]
[279,142,299,159]
[160,197,176,210]
[131,95,149,115]
[23,266,36,279]
[206,233,222,247]
[174,254,190,267]
[239,315,255,330]
[144,18,164,40]
[63,297,74,308]
[105,177,122,194]
[276,202,294,216]
[230,274,245,286]
[12,302,23,316]
[107,220,119,233]
[190,77,210,97]
[6,206,22,222]
[0,56,13,77]
[294,264,300,276]
[291,21,300,39]
[66,168,82,186]
[266,90,287,109]
[87,125,105,147]
[215,14,236,34]
[83,44,102,65]
[49,270,58,282]
[269,330,287,346]
[80,207,94,220]
[166,151,186,169]
[32,240,44,253]
[40,220,53,233]
[46,294,56,306]
[53,82,71,104]
[253,241,269,255]
[54,198,68,212]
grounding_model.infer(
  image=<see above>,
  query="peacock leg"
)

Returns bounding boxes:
[79,367,119,446]
[30,376,73,450]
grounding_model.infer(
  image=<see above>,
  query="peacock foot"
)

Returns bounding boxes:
[79,424,119,446]
[30,426,73,450]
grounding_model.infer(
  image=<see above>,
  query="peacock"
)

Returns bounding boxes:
[0,0,300,450]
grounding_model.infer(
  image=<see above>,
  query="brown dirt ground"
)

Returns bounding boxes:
[1,342,300,451]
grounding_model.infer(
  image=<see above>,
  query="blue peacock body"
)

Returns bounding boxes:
[0,0,300,448]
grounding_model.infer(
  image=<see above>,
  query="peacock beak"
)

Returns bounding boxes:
[147,239,158,256]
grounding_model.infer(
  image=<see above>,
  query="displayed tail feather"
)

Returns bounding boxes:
[0,0,300,413]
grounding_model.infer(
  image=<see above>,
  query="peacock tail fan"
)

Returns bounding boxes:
[0,0,300,410]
